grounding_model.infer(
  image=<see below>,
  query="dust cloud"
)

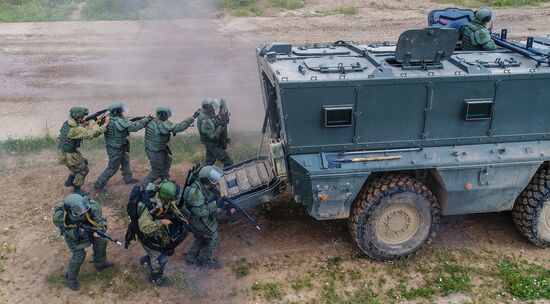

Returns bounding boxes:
[0,0,265,139]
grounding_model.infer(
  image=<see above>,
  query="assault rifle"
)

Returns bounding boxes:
[129,116,145,122]
[78,223,123,245]
[217,99,230,149]
[491,29,550,67]
[84,109,109,124]
[211,186,261,231]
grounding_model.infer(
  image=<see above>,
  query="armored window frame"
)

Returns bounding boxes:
[324,106,353,127]
[465,99,493,121]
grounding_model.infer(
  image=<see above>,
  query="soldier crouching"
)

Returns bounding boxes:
[126,181,188,286]
[52,194,114,291]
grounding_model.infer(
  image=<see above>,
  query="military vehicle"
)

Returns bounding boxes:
[221,8,550,261]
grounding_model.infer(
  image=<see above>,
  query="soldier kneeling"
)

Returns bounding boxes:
[125,181,188,286]
[53,194,114,291]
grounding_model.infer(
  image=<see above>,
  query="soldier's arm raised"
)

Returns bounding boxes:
[172,117,195,134]
[127,116,153,132]
[68,117,109,140]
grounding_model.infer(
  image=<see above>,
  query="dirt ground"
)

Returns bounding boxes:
[1,1,550,303]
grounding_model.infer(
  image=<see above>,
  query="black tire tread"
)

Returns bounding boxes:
[348,174,440,261]
[512,164,550,248]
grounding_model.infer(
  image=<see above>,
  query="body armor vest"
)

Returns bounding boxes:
[105,117,129,148]
[461,22,484,51]
[58,121,82,152]
[144,120,171,152]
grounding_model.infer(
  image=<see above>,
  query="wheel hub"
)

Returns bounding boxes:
[376,204,420,245]
[539,202,550,242]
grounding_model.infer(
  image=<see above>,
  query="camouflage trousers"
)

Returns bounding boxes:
[203,141,233,168]
[64,237,107,282]
[140,243,169,275]
[186,221,220,263]
[142,149,172,186]
[95,145,133,188]
[58,150,89,187]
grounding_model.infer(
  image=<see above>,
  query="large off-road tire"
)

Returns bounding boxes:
[512,164,550,248]
[349,174,440,261]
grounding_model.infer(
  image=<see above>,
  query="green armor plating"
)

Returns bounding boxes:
[58,121,82,152]
[105,117,131,148]
[144,120,172,152]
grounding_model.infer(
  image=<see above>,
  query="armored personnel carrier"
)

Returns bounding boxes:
[224,8,550,260]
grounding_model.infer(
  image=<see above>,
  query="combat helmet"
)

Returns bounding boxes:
[198,165,224,184]
[158,181,179,201]
[156,106,172,120]
[69,106,89,120]
[63,193,91,217]
[108,102,127,116]
[474,7,493,23]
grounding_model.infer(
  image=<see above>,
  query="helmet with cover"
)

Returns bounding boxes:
[69,106,89,120]
[198,165,223,184]
[158,181,179,202]
[474,7,493,23]
[63,193,91,217]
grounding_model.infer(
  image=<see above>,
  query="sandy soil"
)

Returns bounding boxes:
[1,1,550,303]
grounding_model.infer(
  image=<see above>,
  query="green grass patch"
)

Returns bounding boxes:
[268,0,305,9]
[0,0,78,22]
[1,133,57,155]
[81,0,150,21]
[232,258,254,278]
[433,0,549,8]
[290,275,313,291]
[335,6,358,15]
[218,0,263,16]
[252,281,282,301]
[498,259,550,300]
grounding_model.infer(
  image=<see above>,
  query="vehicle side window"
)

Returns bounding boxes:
[465,99,493,120]
[324,106,353,127]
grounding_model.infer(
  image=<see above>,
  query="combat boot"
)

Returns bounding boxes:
[149,272,169,286]
[64,175,75,187]
[198,258,223,269]
[64,273,80,291]
[94,261,114,271]
[139,255,150,267]
[72,186,88,196]
[93,182,106,192]
[124,177,140,185]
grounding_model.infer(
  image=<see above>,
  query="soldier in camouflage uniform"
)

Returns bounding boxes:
[181,165,225,269]
[197,99,233,167]
[53,194,114,291]
[58,107,110,196]
[94,102,152,191]
[141,107,195,186]
[135,181,187,285]
[461,7,497,51]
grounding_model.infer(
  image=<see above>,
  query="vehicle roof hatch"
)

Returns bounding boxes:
[394,27,459,70]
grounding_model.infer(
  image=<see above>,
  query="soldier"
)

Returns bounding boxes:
[53,194,114,291]
[197,99,233,168]
[461,7,497,51]
[58,106,110,196]
[141,107,195,186]
[94,102,152,191]
[131,181,188,285]
[181,165,226,269]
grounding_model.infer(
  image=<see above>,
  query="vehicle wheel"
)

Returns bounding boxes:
[512,164,550,248]
[349,174,440,261]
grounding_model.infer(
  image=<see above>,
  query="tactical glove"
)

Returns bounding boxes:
[193,109,201,118]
